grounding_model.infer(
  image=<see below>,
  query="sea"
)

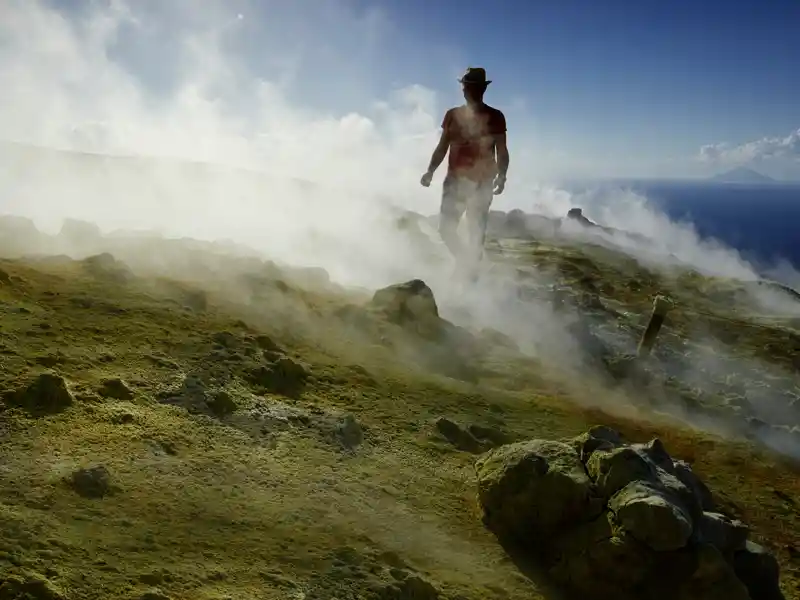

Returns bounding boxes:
[563,179,800,281]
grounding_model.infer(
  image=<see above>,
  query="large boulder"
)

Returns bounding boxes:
[475,439,602,545]
[474,426,783,600]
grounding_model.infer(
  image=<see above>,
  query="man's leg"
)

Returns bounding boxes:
[464,179,495,274]
[438,175,466,261]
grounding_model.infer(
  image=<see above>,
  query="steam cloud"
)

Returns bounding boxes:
[1,0,796,289]
[2,0,800,462]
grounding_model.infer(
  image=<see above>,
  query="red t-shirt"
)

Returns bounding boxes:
[442,103,506,182]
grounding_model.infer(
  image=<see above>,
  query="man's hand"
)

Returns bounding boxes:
[493,173,506,195]
[420,171,434,187]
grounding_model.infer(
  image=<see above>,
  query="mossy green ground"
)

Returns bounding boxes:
[1,238,799,599]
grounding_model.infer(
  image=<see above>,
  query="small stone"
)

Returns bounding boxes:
[467,424,512,447]
[336,414,364,450]
[139,572,164,586]
[69,465,112,498]
[34,354,63,368]
[98,378,134,400]
[435,417,485,454]
[206,391,237,417]
[111,411,136,425]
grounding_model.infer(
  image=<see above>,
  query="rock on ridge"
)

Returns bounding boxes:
[474,426,783,600]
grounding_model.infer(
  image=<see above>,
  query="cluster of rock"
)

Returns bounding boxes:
[475,426,783,600]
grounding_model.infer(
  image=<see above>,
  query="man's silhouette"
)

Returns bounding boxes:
[421,67,510,279]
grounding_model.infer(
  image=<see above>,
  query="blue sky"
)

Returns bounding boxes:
[7,0,800,181]
[374,0,800,179]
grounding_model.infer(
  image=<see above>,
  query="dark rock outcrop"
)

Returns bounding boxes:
[98,377,134,400]
[4,372,74,416]
[476,439,602,542]
[246,355,309,397]
[475,427,783,600]
[69,465,112,498]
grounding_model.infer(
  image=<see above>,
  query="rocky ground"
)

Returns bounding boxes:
[1,216,799,599]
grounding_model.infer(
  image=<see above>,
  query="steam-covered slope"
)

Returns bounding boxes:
[1,219,799,599]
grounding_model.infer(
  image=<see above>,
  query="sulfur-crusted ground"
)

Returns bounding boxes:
[1,227,799,600]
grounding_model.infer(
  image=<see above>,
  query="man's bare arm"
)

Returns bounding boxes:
[426,129,450,174]
[495,132,509,178]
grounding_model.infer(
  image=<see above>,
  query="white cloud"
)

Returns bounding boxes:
[699,127,800,165]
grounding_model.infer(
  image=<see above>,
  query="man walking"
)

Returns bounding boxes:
[420,67,509,279]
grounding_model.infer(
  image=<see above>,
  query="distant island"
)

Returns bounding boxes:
[710,166,776,184]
